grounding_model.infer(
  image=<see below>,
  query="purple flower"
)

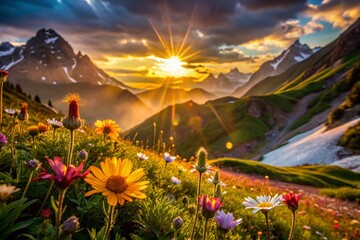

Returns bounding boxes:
[215,210,242,232]
[171,176,181,185]
[164,152,176,163]
[0,133,6,148]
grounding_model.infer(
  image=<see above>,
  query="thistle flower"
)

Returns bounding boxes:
[94,119,121,140]
[171,176,181,185]
[242,194,283,214]
[208,170,226,186]
[36,156,89,189]
[62,93,82,130]
[28,125,39,137]
[77,149,88,161]
[199,195,223,219]
[37,122,49,134]
[283,192,302,212]
[173,216,183,230]
[24,159,40,169]
[0,132,6,148]
[214,183,223,198]
[0,184,19,202]
[17,102,29,121]
[164,152,176,163]
[137,152,148,161]
[62,216,80,236]
[194,147,208,174]
[0,70,8,83]
[85,157,149,206]
[215,211,242,232]
[46,118,63,129]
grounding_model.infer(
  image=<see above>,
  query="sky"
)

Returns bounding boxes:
[0,0,359,89]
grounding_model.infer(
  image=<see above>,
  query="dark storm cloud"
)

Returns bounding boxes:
[0,0,309,61]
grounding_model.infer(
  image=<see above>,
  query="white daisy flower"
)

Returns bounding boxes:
[137,152,149,161]
[242,194,283,214]
[171,176,181,185]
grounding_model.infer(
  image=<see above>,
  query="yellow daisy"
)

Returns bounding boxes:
[94,119,121,140]
[84,157,148,206]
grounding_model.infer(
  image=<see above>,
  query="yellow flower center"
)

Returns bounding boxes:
[258,202,273,208]
[106,176,128,193]
[103,126,112,135]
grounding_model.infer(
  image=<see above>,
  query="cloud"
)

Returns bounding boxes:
[305,0,360,29]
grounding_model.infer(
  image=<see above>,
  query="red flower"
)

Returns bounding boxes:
[40,208,52,219]
[36,156,89,189]
[283,192,301,212]
[198,195,223,219]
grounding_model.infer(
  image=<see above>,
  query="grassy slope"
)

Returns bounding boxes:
[211,158,360,188]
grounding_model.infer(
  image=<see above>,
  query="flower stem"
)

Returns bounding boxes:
[163,162,168,176]
[9,122,16,177]
[104,205,115,240]
[288,211,296,240]
[174,230,178,240]
[190,172,202,240]
[21,170,34,199]
[55,189,66,240]
[37,181,54,216]
[67,130,75,165]
[202,218,209,240]
[264,212,270,239]
[53,128,56,140]
[0,82,3,131]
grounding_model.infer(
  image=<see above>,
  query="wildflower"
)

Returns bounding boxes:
[37,122,50,134]
[95,119,121,140]
[208,170,226,186]
[215,210,242,233]
[137,152,148,161]
[242,194,283,214]
[214,183,223,198]
[77,149,88,161]
[351,220,359,225]
[194,147,208,174]
[173,216,183,230]
[36,156,89,189]
[0,184,19,202]
[40,208,52,219]
[62,215,80,236]
[164,152,176,163]
[4,109,18,116]
[62,93,82,130]
[17,102,29,121]
[199,195,223,219]
[0,70,8,83]
[303,225,311,231]
[28,125,39,137]
[0,132,6,148]
[171,176,181,185]
[283,192,301,212]
[46,118,63,129]
[182,195,188,205]
[85,157,149,206]
[258,231,263,237]
[24,159,40,169]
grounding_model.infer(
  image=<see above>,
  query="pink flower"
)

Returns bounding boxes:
[283,192,301,212]
[215,210,242,232]
[199,195,223,219]
[35,156,89,189]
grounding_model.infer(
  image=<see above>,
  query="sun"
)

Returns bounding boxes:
[158,56,188,77]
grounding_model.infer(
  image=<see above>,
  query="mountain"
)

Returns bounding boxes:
[124,18,360,161]
[233,39,319,97]
[195,68,251,95]
[0,28,130,89]
[136,87,216,112]
[0,28,151,130]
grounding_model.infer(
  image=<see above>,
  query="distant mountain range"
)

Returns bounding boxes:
[125,18,360,163]
[233,39,320,97]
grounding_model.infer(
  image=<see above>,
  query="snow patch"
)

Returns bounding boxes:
[45,37,58,44]
[97,72,105,79]
[63,67,77,83]
[262,118,360,167]
[0,47,15,57]
[4,48,24,70]
[270,50,289,70]
[41,76,46,81]
[72,58,77,70]
[97,81,102,85]
[53,81,57,85]
[332,156,360,172]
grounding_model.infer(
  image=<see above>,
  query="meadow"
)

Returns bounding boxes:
[0,84,359,239]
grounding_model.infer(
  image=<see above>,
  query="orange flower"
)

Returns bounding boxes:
[28,125,39,137]
[38,122,50,133]
[94,119,121,140]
